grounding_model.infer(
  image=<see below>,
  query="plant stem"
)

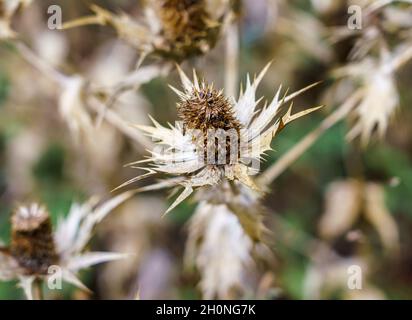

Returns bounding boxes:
[87,95,154,151]
[33,279,44,300]
[15,41,69,86]
[258,90,363,187]
[224,12,239,99]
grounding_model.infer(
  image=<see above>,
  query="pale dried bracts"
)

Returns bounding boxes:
[185,201,255,299]
[63,0,232,61]
[13,39,165,147]
[332,45,412,145]
[194,181,268,242]
[185,182,273,299]
[323,0,412,146]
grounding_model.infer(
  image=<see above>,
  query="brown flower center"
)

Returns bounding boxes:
[10,204,58,275]
[178,85,241,165]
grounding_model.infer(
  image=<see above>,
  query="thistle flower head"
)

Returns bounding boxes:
[10,204,58,275]
[0,192,134,299]
[11,203,49,232]
[153,0,220,60]
[119,63,321,214]
[335,51,401,145]
[63,0,225,61]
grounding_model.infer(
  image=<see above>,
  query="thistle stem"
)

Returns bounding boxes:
[33,279,44,300]
[258,90,363,187]
[15,41,69,87]
[87,95,154,151]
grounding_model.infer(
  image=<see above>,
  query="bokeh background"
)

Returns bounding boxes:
[1,0,412,299]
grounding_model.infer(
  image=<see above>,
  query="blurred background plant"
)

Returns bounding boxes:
[0,0,412,299]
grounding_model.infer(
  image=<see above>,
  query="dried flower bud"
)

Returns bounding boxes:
[123,64,321,214]
[10,204,58,275]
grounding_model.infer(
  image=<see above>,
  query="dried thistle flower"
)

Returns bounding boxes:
[185,181,274,299]
[63,0,228,61]
[329,0,412,60]
[117,63,321,214]
[150,0,221,60]
[327,1,412,146]
[0,192,134,299]
[318,179,399,253]
[185,201,254,299]
[10,204,58,275]
[0,0,32,39]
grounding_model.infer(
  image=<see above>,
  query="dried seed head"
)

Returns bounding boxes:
[154,0,220,60]
[178,84,241,132]
[178,83,241,164]
[10,203,58,275]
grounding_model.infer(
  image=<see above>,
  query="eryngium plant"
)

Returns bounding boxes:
[0,192,133,299]
[117,63,321,214]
